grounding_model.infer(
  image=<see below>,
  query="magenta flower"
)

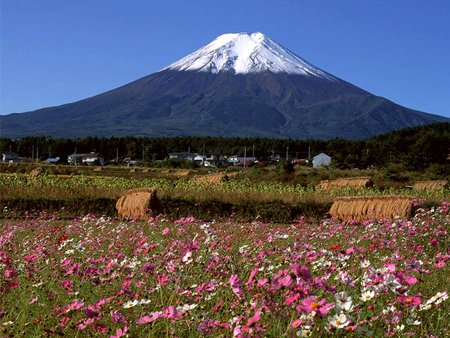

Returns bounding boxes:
[229,274,243,298]
[136,312,161,324]
[296,296,334,315]
[397,295,421,307]
[245,268,259,286]
[111,310,128,324]
[435,260,445,269]
[110,326,128,338]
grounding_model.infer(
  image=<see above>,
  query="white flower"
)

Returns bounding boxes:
[382,306,396,315]
[328,313,350,328]
[182,251,193,264]
[238,245,249,254]
[360,260,371,268]
[176,303,198,311]
[394,324,405,332]
[360,290,375,302]
[139,299,151,305]
[335,292,354,313]
[385,274,401,293]
[406,318,421,326]
[296,325,312,336]
[122,300,139,308]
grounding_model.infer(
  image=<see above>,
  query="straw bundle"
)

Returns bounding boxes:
[330,195,413,222]
[192,173,229,185]
[116,188,160,220]
[94,166,102,171]
[413,180,448,191]
[166,170,191,178]
[318,177,372,190]
[29,167,43,179]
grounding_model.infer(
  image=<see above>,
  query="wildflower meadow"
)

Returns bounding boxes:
[1,202,449,337]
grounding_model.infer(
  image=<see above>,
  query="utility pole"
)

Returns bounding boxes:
[244,146,247,169]
[286,146,289,162]
[32,145,34,162]
[116,147,119,165]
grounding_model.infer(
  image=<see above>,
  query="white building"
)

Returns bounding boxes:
[313,153,331,168]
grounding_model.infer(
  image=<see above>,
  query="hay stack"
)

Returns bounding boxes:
[330,195,413,222]
[116,188,160,220]
[94,166,102,172]
[29,167,43,179]
[192,173,229,185]
[318,177,372,190]
[413,180,448,191]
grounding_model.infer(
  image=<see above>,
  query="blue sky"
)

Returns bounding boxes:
[1,0,450,118]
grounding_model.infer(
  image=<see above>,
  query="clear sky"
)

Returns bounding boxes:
[1,0,449,118]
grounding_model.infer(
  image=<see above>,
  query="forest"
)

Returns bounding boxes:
[1,122,449,172]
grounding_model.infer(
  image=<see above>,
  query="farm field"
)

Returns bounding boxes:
[1,167,449,221]
[1,203,449,337]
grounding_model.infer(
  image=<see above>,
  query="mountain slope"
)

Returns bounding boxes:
[1,32,448,139]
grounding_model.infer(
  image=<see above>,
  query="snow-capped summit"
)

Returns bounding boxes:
[163,32,335,80]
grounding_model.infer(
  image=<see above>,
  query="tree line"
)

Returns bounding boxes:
[1,123,449,171]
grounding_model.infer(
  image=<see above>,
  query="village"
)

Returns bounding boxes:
[1,150,332,168]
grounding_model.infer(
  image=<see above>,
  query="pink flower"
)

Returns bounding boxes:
[296,296,334,315]
[65,300,84,311]
[111,310,128,324]
[286,293,301,305]
[29,297,39,304]
[246,310,261,326]
[245,268,259,286]
[291,319,303,328]
[429,238,439,246]
[110,326,128,338]
[397,295,421,307]
[61,279,73,292]
[229,274,243,298]
[292,264,312,282]
[435,260,445,269]
[162,227,170,235]
[136,312,161,324]
[403,275,418,285]
[161,306,186,321]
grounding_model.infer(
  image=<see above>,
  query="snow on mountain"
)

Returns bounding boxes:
[163,32,336,80]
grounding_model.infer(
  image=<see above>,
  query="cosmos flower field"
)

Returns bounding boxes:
[1,202,449,337]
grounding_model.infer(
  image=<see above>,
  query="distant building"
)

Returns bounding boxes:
[168,152,196,161]
[204,154,227,167]
[227,155,257,166]
[46,156,61,165]
[1,152,24,163]
[313,153,331,168]
[68,153,104,166]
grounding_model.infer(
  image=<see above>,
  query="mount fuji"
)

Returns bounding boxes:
[1,32,448,139]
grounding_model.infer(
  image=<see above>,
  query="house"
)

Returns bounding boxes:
[82,153,104,166]
[204,154,227,167]
[168,152,196,161]
[313,153,332,168]
[46,156,61,165]
[1,152,24,163]
[227,155,257,166]
[68,153,104,166]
